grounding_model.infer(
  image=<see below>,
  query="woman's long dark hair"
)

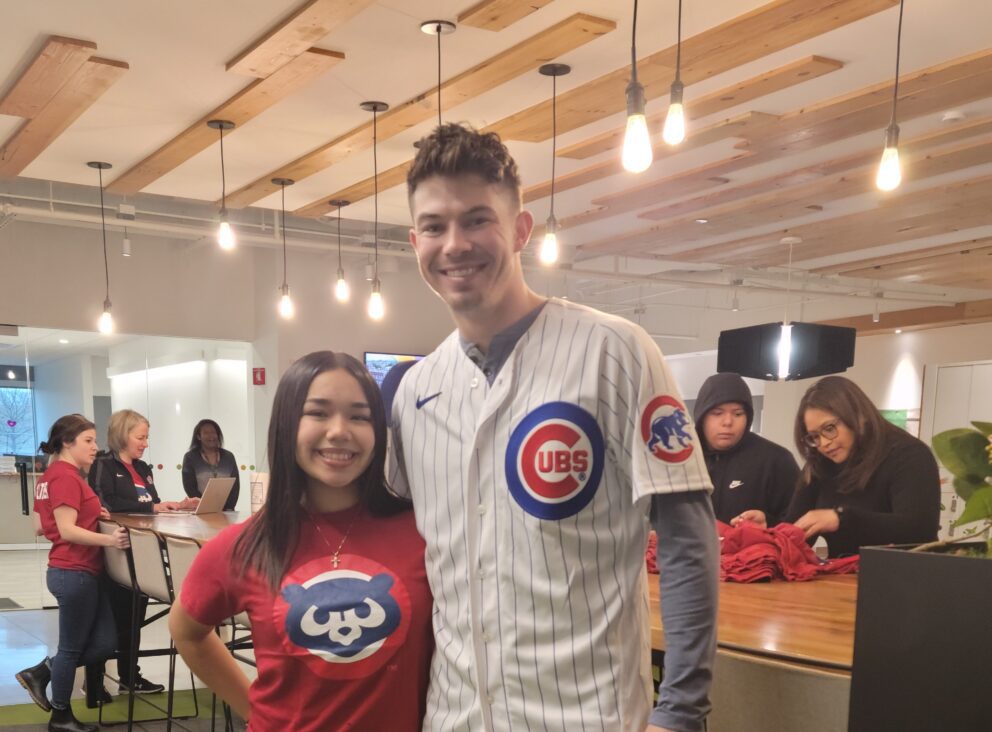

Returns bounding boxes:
[233,351,410,591]
[794,375,907,494]
[189,419,224,451]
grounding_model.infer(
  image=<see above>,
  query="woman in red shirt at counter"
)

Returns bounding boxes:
[15,414,129,732]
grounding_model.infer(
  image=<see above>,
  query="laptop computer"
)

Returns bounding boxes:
[163,477,236,515]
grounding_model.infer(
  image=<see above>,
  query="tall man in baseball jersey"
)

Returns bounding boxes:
[388,123,718,732]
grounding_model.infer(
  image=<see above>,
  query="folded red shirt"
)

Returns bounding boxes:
[717,521,859,583]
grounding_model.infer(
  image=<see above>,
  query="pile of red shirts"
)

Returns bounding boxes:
[717,521,859,583]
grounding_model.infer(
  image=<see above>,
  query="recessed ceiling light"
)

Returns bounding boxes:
[895,329,903,334]
[58,338,69,344]
[695,218,708,224]
[6,370,15,380]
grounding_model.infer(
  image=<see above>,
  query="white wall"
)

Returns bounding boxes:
[33,355,91,439]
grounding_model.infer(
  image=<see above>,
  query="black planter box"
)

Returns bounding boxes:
[848,543,992,732]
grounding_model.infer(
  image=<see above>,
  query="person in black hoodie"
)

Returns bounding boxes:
[693,373,799,529]
[86,409,195,705]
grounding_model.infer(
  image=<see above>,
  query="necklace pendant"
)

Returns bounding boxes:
[331,554,340,568]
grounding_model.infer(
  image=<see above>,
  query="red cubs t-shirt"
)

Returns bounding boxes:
[180,504,433,732]
[34,460,105,575]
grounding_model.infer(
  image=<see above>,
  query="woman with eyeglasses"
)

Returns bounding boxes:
[783,375,940,557]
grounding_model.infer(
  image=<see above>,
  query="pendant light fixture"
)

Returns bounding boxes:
[88,161,115,334]
[329,199,351,303]
[420,20,455,129]
[622,0,652,173]
[208,119,237,249]
[538,63,570,266]
[122,226,131,257]
[876,0,906,192]
[272,177,296,319]
[662,0,686,146]
[361,101,389,321]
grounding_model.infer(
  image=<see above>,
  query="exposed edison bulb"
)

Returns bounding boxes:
[368,280,385,321]
[622,79,652,173]
[663,103,686,145]
[334,269,350,303]
[539,215,559,266]
[278,286,295,319]
[662,81,686,146]
[876,146,901,191]
[622,114,652,173]
[98,300,114,335]
[217,210,236,250]
[876,123,901,192]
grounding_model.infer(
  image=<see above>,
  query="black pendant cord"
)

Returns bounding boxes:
[373,109,379,280]
[281,185,288,289]
[889,0,906,127]
[219,126,227,209]
[437,24,442,128]
[630,0,639,83]
[336,206,343,270]
[98,167,110,301]
[550,74,557,220]
[674,0,683,84]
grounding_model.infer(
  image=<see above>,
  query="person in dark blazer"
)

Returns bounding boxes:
[181,419,240,511]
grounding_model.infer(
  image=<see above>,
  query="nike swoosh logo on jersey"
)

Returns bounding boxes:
[729,480,743,489]
[416,392,442,409]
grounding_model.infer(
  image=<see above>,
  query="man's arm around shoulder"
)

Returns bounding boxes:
[648,490,719,732]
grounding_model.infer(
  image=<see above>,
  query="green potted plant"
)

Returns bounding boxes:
[849,421,992,732]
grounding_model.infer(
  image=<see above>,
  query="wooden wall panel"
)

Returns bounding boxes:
[488,0,896,142]
[0,57,128,177]
[285,14,616,215]
[227,0,373,77]
[0,36,97,119]
[458,0,555,31]
[107,48,344,194]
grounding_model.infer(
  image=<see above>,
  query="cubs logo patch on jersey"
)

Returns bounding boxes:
[640,394,694,464]
[505,401,605,520]
[274,555,411,679]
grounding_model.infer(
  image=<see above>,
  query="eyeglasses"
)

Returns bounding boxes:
[803,419,841,448]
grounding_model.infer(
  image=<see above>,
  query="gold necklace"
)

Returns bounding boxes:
[306,507,361,568]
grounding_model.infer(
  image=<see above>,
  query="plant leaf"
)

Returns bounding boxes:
[952,485,992,527]
[971,421,992,438]
[932,429,992,479]
[952,475,988,501]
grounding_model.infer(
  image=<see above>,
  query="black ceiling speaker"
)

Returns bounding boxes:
[717,322,856,381]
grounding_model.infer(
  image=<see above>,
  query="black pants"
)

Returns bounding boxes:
[87,580,148,685]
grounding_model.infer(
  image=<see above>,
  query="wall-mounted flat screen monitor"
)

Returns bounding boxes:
[364,352,423,387]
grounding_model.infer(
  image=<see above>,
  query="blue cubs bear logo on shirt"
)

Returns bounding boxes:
[647,409,692,452]
[506,401,605,520]
[281,572,401,662]
[640,394,695,463]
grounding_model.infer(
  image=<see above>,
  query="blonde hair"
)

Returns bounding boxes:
[107,409,150,454]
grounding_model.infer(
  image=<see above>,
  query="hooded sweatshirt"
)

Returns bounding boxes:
[693,373,799,527]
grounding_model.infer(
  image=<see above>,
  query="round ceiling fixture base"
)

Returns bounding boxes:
[539,63,572,77]
[207,119,236,131]
[360,101,389,113]
[329,199,350,208]
[271,178,295,186]
[420,20,456,35]
[87,161,112,170]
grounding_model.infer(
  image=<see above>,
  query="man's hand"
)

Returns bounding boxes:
[792,508,839,539]
[730,509,766,528]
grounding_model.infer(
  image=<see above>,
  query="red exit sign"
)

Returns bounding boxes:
[252,367,266,386]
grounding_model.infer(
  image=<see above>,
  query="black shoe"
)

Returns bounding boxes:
[81,681,113,709]
[48,704,97,732]
[16,657,51,712]
[118,674,165,694]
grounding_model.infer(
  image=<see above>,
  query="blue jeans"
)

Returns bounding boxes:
[46,567,117,709]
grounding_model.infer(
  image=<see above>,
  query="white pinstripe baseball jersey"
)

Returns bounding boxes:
[389,299,712,731]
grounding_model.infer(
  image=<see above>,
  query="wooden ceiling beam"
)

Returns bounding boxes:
[458,0,555,31]
[488,0,897,142]
[0,36,97,119]
[284,13,616,216]
[227,0,373,77]
[0,56,128,178]
[813,235,992,275]
[818,298,992,335]
[557,55,842,160]
[106,48,344,194]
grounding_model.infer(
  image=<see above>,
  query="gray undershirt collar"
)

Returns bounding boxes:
[459,301,548,385]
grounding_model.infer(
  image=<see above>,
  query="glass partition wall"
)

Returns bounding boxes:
[0,325,256,610]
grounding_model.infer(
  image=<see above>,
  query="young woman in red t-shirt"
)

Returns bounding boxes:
[15,414,129,732]
[170,352,433,731]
